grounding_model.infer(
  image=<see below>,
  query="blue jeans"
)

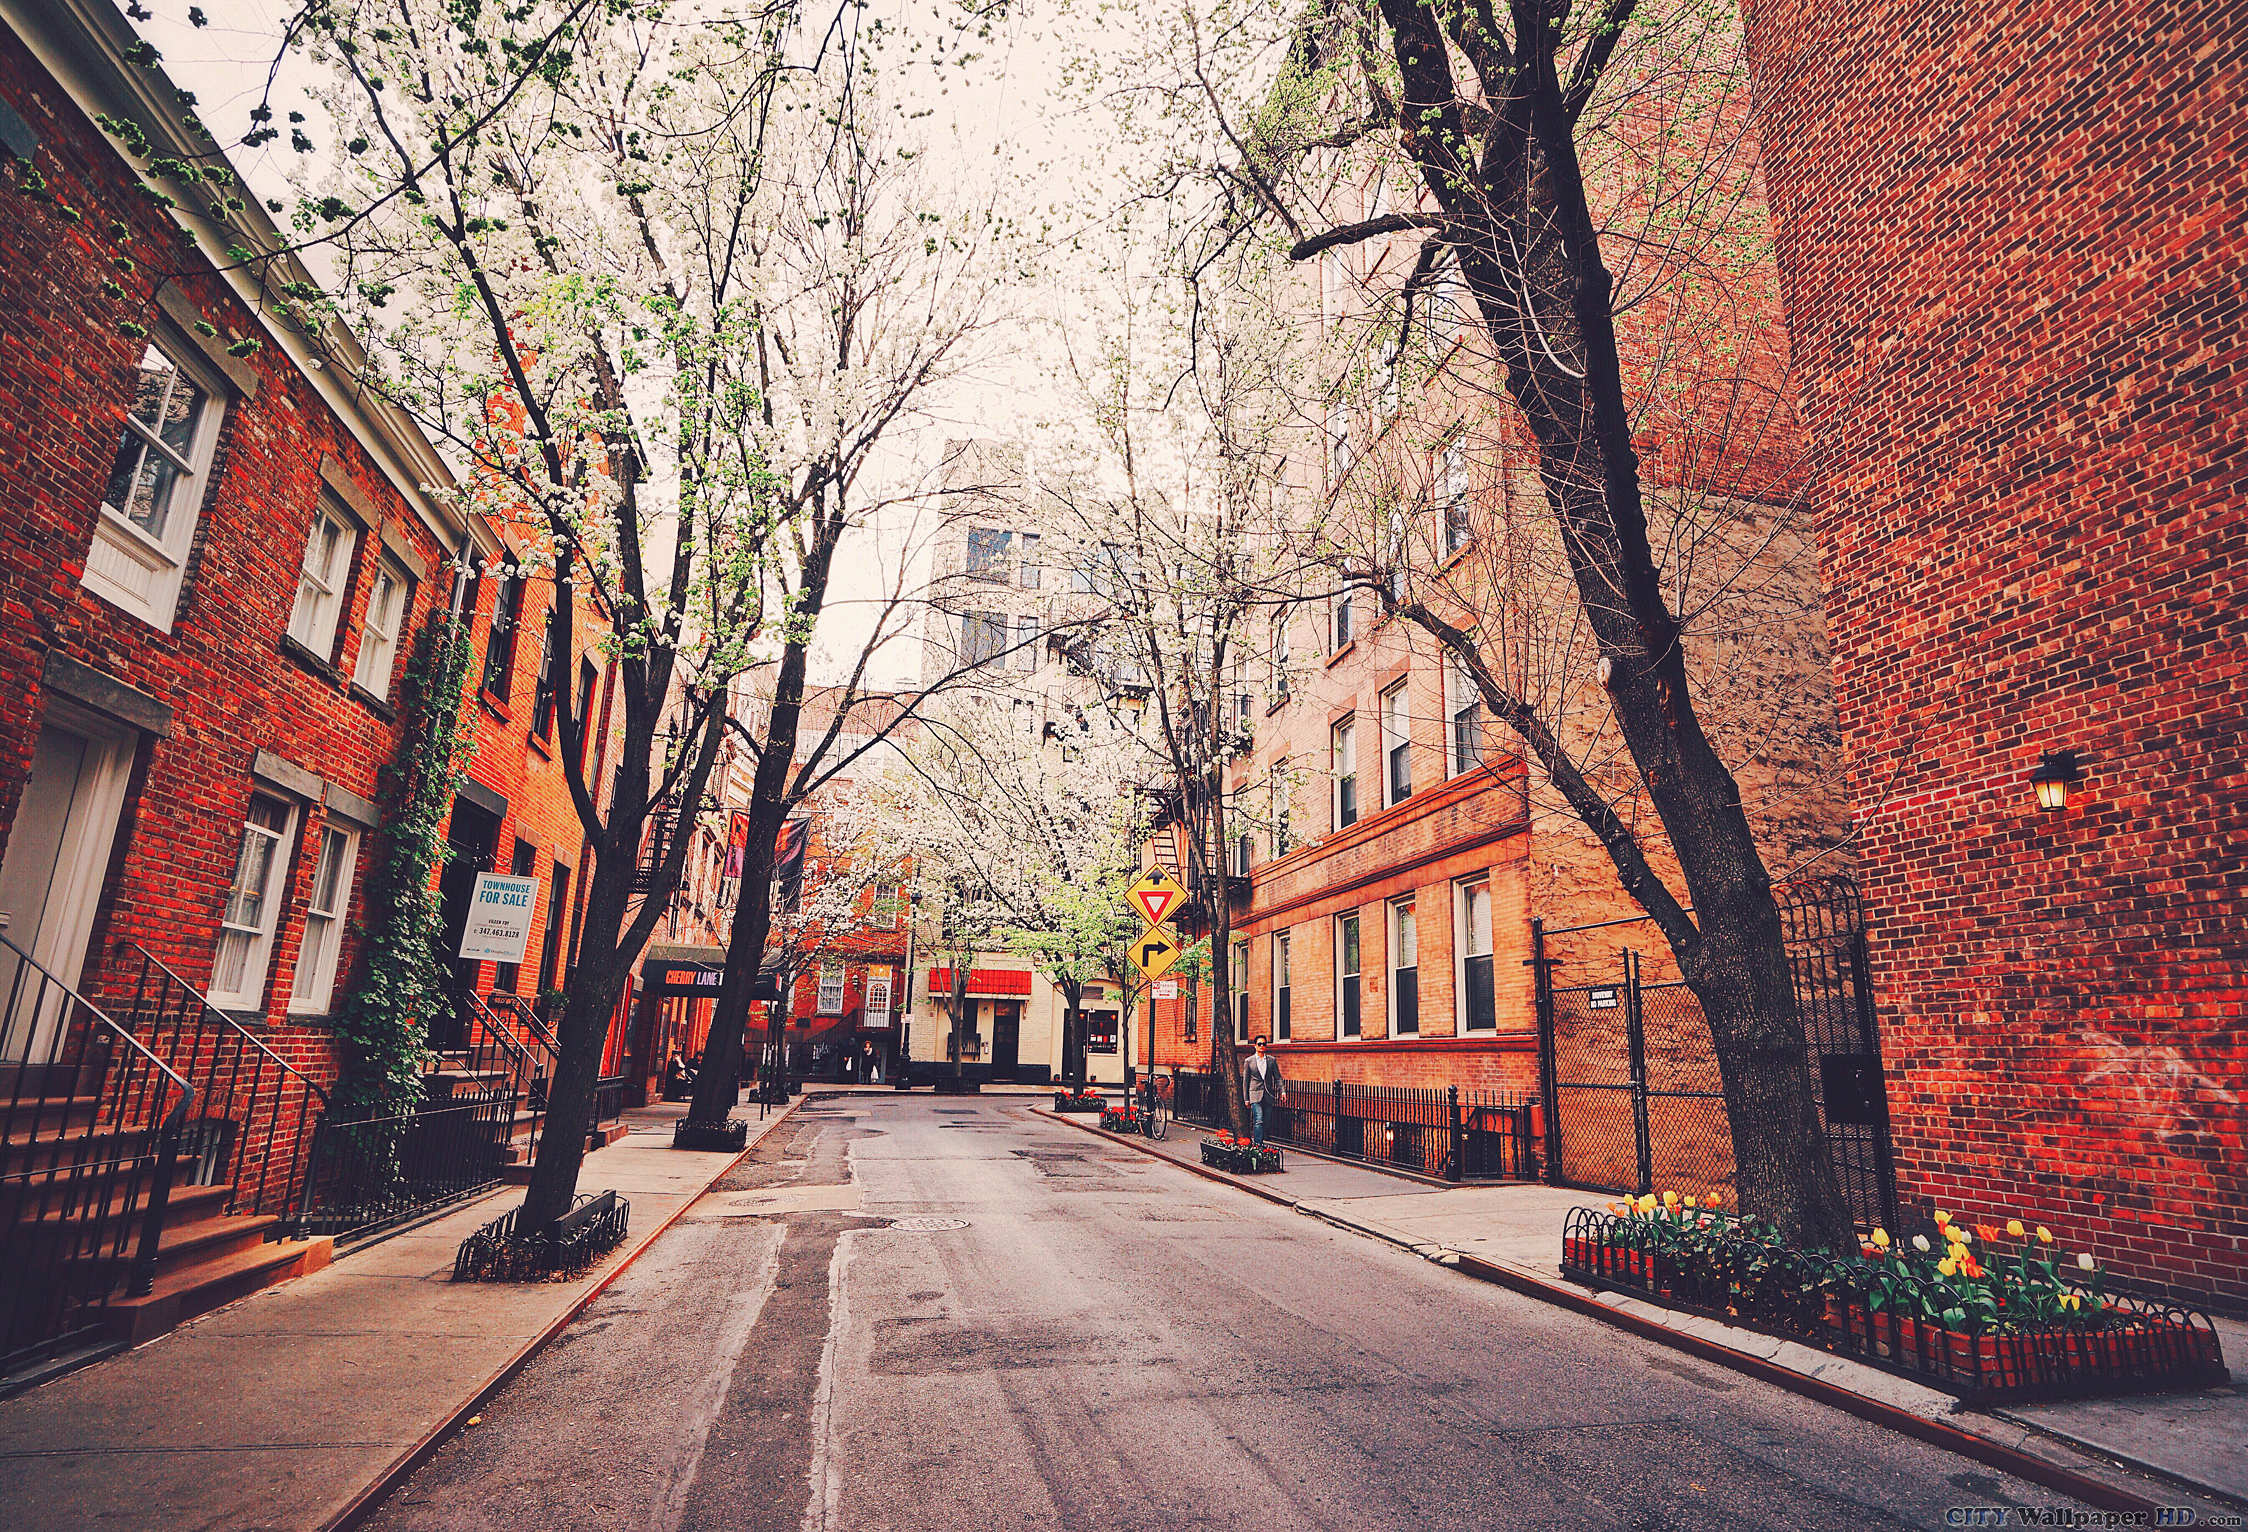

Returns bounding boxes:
[1249,1100,1268,1148]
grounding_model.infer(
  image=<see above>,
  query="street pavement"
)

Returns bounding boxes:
[364,1096,2098,1531]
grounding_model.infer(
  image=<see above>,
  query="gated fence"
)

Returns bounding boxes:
[1534,875,1897,1229]
[1172,1070,1536,1182]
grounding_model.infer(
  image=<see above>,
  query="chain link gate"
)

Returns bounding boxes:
[1534,876,1897,1229]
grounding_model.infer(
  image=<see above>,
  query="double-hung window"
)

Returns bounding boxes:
[1016,532,1042,589]
[353,557,411,698]
[1015,615,1039,672]
[1231,834,1252,879]
[530,621,559,740]
[1381,680,1412,806]
[1232,939,1250,1042]
[1336,913,1361,1039]
[211,794,296,1011]
[1332,594,1354,652]
[1273,931,1292,1041]
[1439,445,1472,557]
[87,338,225,630]
[1390,899,1418,1036]
[1447,656,1483,777]
[962,611,1007,667]
[482,573,523,699]
[290,824,360,1014]
[965,527,1011,581]
[817,963,846,1015]
[864,968,894,1025]
[1332,718,1358,830]
[1270,608,1293,704]
[288,498,359,660]
[1458,878,1495,1032]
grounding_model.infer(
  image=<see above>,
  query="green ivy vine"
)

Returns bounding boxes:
[332,609,474,1113]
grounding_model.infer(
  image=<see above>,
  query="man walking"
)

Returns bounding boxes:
[1243,1036,1282,1149]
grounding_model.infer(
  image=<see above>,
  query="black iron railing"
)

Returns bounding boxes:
[118,945,328,1225]
[485,992,559,1113]
[1170,1069,1537,1182]
[288,1094,516,1243]
[449,988,540,1163]
[0,929,194,1376]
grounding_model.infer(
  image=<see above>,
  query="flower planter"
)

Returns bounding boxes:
[1560,1207,2228,1403]
[1201,1139,1283,1174]
[1052,1090,1105,1114]
[1099,1107,1145,1133]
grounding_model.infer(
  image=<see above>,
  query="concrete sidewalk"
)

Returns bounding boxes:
[0,1093,803,1532]
[1041,1108,2246,1514]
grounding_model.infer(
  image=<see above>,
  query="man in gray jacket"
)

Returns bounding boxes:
[1243,1037,1282,1149]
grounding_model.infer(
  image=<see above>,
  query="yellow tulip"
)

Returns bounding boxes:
[1937,1257,1958,1278]
[1951,1227,1972,1245]
[1871,1228,1891,1249]
[2006,1219,2025,1237]
[1933,1209,1951,1226]
[1706,1191,1723,1208]
[2036,1226,2053,1245]
[1683,1195,1698,1209]
[1663,1190,1679,1208]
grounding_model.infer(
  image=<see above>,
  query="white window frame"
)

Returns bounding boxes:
[1455,876,1496,1034]
[1439,445,1472,557]
[1016,531,1042,590]
[288,497,360,659]
[1332,592,1354,652]
[1447,656,1483,778]
[864,968,894,1024]
[353,555,411,697]
[1390,897,1418,1036]
[1232,939,1251,1042]
[84,335,228,632]
[1272,931,1291,1042]
[816,962,846,1015]
[1332,717,1358,831]
[1380,679,1412,807]
[210,793,299,1011]
[289,823,360,1014]
[1014,614,1039,672]
[1335,912,1361,1040]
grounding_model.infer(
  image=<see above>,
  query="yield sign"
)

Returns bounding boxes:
[1123,867,1188,931]
[1130,928,1183,981]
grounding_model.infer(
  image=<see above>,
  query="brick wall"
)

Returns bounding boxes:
[1740,0,2248,1302]
[0,21,455,1107]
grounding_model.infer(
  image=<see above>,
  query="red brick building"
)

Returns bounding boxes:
[1740,0,2247,1301]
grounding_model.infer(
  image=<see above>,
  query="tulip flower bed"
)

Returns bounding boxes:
[1560,1196,2227,1404]
[1200,1133,1283,1174]
[1052,1086,1106,1113]
[1099,1103,1145,1133]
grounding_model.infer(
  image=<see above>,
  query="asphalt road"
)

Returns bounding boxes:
[364,1096,2091,1531]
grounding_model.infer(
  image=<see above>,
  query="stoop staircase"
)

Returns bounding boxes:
[0,935,332,1385]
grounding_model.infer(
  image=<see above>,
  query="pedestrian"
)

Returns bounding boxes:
[861,1039,879,1085]
[1242,1036,1281,1149]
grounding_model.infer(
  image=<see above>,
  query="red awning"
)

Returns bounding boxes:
[927,967,1033,998]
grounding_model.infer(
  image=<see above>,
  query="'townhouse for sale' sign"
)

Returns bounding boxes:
[457,872,540,963]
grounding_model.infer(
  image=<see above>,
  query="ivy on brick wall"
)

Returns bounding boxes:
[332,609,473,1112]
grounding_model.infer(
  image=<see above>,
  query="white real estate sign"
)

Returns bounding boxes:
[457,872,539,963]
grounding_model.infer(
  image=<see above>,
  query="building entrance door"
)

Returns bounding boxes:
[989,1000,1021,1081]
[433,795,501,1051]
[0,707,135,1062]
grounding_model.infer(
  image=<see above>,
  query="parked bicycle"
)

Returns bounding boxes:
[1134,1070,1172,1141]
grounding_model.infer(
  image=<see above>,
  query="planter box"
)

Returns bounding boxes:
[1559,1211,2229,1403]
[672,1117,748,1153]
[1099,1108,1144,1133]
[1053,1092,1105,1113]
[1201,1140,1283,1174]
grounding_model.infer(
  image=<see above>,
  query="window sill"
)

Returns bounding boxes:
[278,633,345,686]
[350,683,398,723]
[526,729,553,760]
[479,690,512,723]
[1324,640,1358,669]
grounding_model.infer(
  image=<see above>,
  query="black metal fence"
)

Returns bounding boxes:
[288,1094,515,1243]
[1170,1070,1536,1182]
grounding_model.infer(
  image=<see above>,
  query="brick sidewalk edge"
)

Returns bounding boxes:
[324,1095,808,1532]
[1030,1106,2202,1519]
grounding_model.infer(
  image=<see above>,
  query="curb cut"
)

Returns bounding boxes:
[1034,1107,2190,1519]
[323,1095,807,1532]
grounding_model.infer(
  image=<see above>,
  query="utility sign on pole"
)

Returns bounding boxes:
[1122,868,1188,932]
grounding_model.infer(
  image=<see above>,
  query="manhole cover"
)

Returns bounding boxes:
[887,1217,969,1231]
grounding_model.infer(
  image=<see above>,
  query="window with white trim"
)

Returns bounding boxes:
[1332,717,1358,830]
[1390,898,1419,1036]
[353,556,411,697]
[1016,532,1042,589]
[1332,593,1354,652]
[864,968,893,1023]
[1447,656,1483,778]
[1439,445,1472,557]
[1336,912,1361,1039]
[816,962,846,1015]
[87,338,225,629]
[1273,931,1292,1041]
[1457,877,1495,1033]
[1232,939,1250,1042]
[288,498,360,659]
[290,824,359,1014]
[1381,679,1412,806]
[211,793,297,1010]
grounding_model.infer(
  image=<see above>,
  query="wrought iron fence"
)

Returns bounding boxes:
[287,1094,516,1243]
[1169,1069,1536,1182]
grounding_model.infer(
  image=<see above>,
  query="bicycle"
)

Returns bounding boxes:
[1134,1071,1172,1141]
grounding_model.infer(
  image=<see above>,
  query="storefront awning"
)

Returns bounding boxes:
[927,967,1033,998]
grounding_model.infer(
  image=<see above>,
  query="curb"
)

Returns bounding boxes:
[1033,1107,2191,1520]
[323,1095,807,1532]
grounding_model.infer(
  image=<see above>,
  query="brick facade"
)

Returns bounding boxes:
[1740,0,2248,1301]
[0,13,469,1104]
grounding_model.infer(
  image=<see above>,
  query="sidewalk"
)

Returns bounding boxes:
[1039,1108,2247,1515]
[0,1092,804,1532]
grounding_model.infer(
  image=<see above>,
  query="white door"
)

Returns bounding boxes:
[0,707,135,1061]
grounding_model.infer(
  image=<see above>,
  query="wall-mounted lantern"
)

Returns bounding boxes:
[2031,751,2082,812]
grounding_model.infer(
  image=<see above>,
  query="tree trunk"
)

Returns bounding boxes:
[520,842,635,1228]
[686,789,788,1124]
[1200,776,1250,1137]
[1059,980,1082,1088]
